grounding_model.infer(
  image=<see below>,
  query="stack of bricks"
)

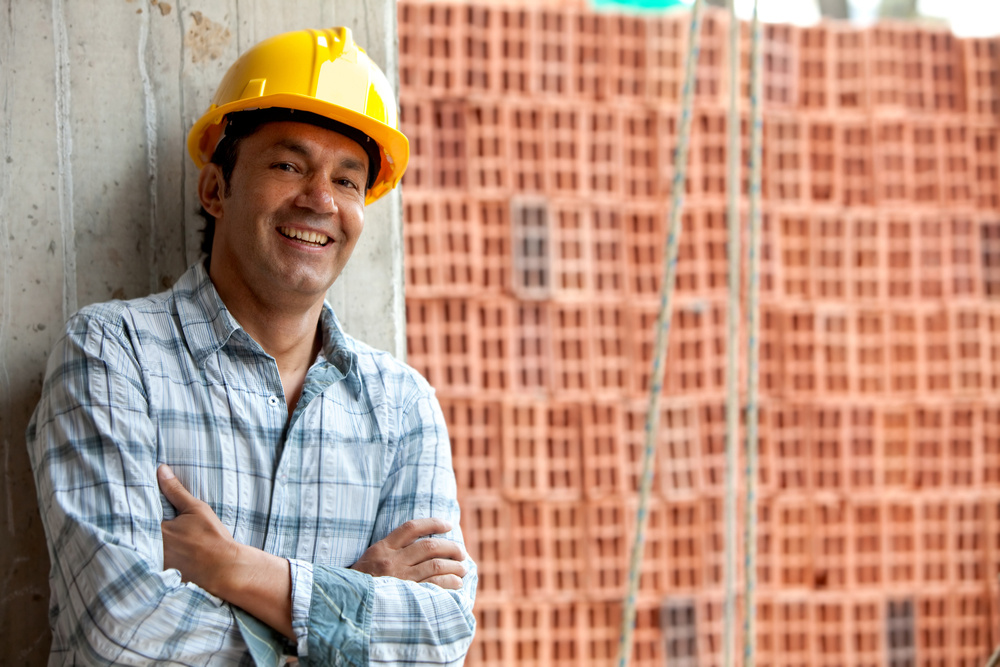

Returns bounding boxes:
[399,2,1000,664]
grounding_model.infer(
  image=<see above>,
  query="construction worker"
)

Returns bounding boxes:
[27,27,475,665]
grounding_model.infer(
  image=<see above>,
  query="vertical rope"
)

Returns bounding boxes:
[722,0,741,663]
[615,2,704,665]
[743,3,764,665]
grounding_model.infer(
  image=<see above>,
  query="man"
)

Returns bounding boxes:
[27,27,476,666]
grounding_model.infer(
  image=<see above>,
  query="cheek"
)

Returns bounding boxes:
[344,207,365,242]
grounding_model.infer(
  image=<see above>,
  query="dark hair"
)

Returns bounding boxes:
[196,112,266,257]
[197,108,382,256]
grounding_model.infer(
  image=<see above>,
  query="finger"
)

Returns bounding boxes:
[399,536,467,568]
[382,517,454,550]
[409,557,468,584]
[157,465,199,513]
[420,574,464,590]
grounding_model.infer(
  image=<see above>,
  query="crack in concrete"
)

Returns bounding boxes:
[52,0,77,320]
[138,0,159,296]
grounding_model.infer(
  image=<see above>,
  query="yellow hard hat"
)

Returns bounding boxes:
[187,27,409,205]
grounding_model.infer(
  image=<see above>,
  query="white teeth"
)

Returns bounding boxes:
[279,227,329,246]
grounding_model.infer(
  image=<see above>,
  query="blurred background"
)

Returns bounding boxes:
[598,0,1000,37]
[397,0,1000,663]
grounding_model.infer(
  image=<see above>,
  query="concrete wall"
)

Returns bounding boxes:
[0,1,401,661]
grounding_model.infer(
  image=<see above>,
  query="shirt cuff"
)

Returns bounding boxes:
[288,558,314,658]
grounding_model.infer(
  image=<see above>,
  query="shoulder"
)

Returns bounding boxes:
[345,335,433,394]
[53,274,200,378]
[337,335,451,454]
[67,299,129,335]
[65,288,179,345]
[341,333,436,407]
[67,263,207,334]
[35,296,173,427]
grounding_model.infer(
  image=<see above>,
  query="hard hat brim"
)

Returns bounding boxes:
[187,93,409,206]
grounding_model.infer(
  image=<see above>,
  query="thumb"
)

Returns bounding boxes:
[157,464,198,513]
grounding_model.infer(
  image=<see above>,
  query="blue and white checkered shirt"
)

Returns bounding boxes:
[27,261,476,666]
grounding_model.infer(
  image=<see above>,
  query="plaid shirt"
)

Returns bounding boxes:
[27,261,476,666]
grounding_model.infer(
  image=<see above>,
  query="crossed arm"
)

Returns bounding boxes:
[156,464,468,642]
[29,310,477,665]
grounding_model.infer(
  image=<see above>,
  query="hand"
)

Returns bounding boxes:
[158,465,294,640]
[350,518,468,590]
[158,464,240,596]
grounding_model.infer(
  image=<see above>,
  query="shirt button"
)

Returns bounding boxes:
[268,395,279,407]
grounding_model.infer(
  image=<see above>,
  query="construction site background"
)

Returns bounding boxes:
[397,1,1000,664]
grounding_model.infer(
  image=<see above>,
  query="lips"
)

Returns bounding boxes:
[278,226,330,247]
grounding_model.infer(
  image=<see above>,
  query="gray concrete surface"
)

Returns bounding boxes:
[0,1,402,661]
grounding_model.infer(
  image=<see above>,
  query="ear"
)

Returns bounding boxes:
[198,164,226,220]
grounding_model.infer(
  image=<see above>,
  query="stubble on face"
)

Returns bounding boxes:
[202,121,369,317]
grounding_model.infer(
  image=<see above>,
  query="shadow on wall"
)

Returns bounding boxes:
[3,375,52,664]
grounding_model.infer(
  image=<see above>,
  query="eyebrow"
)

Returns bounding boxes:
[275,139,368,176]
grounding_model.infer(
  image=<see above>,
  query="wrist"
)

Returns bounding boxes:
[203,540,245,600]
[218,544,290,609]
[211,544,295,640]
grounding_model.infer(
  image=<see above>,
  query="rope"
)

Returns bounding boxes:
[743,3,763,665]
[615,2,704,665]
[722,0,742,661]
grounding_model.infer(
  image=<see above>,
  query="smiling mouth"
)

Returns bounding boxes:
[279,227,330,247]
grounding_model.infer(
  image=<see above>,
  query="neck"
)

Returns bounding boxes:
[233,301,325,417]
[207,261,326,416]
[238,302,324,364]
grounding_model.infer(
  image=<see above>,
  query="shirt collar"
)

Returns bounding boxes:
[175,260,242,366]
[317,304,362,399]
[176,261,361,398]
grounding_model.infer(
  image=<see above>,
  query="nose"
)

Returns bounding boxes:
[294,174,337,214]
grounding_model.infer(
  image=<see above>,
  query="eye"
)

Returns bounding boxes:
[272,162,298,173]
[336,178,360,191]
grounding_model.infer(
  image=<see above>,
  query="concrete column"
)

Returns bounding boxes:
[0,0,401,661]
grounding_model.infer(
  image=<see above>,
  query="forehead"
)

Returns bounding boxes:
[243,120,369,168]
